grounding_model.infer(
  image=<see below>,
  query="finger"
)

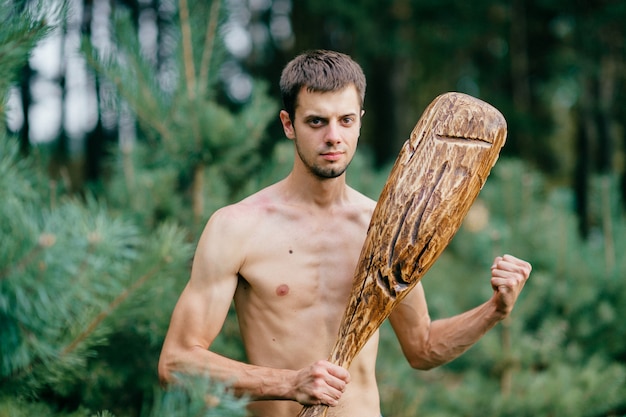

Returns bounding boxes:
[491,275,527,297]
[312,380,345,406]
[326,363,351,383]
[491,269,523,280]
[323,391,341,407]
[492,259,530,278]
[324,372,348,393]
[500,254,532,273]
[491,256,503,269]
[491,277,515,291]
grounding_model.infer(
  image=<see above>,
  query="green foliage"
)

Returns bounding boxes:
[0,396,92,417]
[0,4,215,416]
[1,375,249,417]
[81,0,279,232]
[0,0,61,123]
[149,374,248,417]
[0,131,196,412]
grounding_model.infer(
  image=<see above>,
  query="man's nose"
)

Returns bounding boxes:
[325,121,342,145]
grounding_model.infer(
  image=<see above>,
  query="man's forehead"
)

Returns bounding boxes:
[295,85,361,115]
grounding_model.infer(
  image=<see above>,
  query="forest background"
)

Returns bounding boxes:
[1,0,625,416]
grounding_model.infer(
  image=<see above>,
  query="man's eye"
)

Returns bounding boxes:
[342,117,355,125]
[309,118,323,126]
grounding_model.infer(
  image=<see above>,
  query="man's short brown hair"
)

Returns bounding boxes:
[279,50,366,121]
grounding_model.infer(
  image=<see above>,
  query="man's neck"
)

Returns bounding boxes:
[282,168,350,209]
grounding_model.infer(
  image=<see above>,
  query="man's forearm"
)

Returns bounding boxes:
[394,297,504,370]
[160,346,295,401]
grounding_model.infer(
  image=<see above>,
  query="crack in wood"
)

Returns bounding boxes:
[435,134,492,146]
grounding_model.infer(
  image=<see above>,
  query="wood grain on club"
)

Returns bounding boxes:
[298,92,507,417]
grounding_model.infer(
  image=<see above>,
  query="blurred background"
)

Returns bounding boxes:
[1,0,625,416]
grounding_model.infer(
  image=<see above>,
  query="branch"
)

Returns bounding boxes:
[198,0,221,93]
[177,0,203,151]
[81,48,174,144]
[178,0,196,100]
[60,262,163,356]
[0,234,55,281]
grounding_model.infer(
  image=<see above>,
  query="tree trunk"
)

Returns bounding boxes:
[18,63,32,155]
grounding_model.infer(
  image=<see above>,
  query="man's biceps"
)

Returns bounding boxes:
[190,252,240,287]
[388,289,430,332]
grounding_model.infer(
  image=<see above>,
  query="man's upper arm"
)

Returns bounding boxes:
[387,282,433,368]
[165,208,245,350]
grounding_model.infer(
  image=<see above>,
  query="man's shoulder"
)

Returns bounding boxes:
[346,186,377,215]
[198,189,275,256]
[208,186,278,228]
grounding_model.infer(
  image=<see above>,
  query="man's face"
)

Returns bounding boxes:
[279,85,364,179]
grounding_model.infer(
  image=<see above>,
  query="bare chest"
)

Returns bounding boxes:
[233,208,372,367]
[237,213,368,307]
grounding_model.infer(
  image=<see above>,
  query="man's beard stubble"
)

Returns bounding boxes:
[294,141,350,179]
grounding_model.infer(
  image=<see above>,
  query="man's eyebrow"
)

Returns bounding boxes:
[302,112,358,121]
[303,114,327,121]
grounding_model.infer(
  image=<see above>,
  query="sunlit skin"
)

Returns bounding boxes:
[158,84,532,417]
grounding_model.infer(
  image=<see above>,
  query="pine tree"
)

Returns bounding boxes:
[0,2,249,416]
[0,0,55,133]
[81,0,279,234]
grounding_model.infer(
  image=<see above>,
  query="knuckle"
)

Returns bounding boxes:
[313,377,325,387]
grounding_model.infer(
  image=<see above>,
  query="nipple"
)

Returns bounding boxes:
[276,284,290,296]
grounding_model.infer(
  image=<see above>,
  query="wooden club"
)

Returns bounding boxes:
[297,92,507,417]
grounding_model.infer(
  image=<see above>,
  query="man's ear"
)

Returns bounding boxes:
[279,110,296,140]
[359,109,365,127]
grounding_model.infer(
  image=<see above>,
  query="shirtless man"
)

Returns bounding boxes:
[158,49,532,417]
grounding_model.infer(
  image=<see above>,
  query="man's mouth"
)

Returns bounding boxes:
[321,151,343,161]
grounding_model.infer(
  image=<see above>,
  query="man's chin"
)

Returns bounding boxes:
[313,167,347,179]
